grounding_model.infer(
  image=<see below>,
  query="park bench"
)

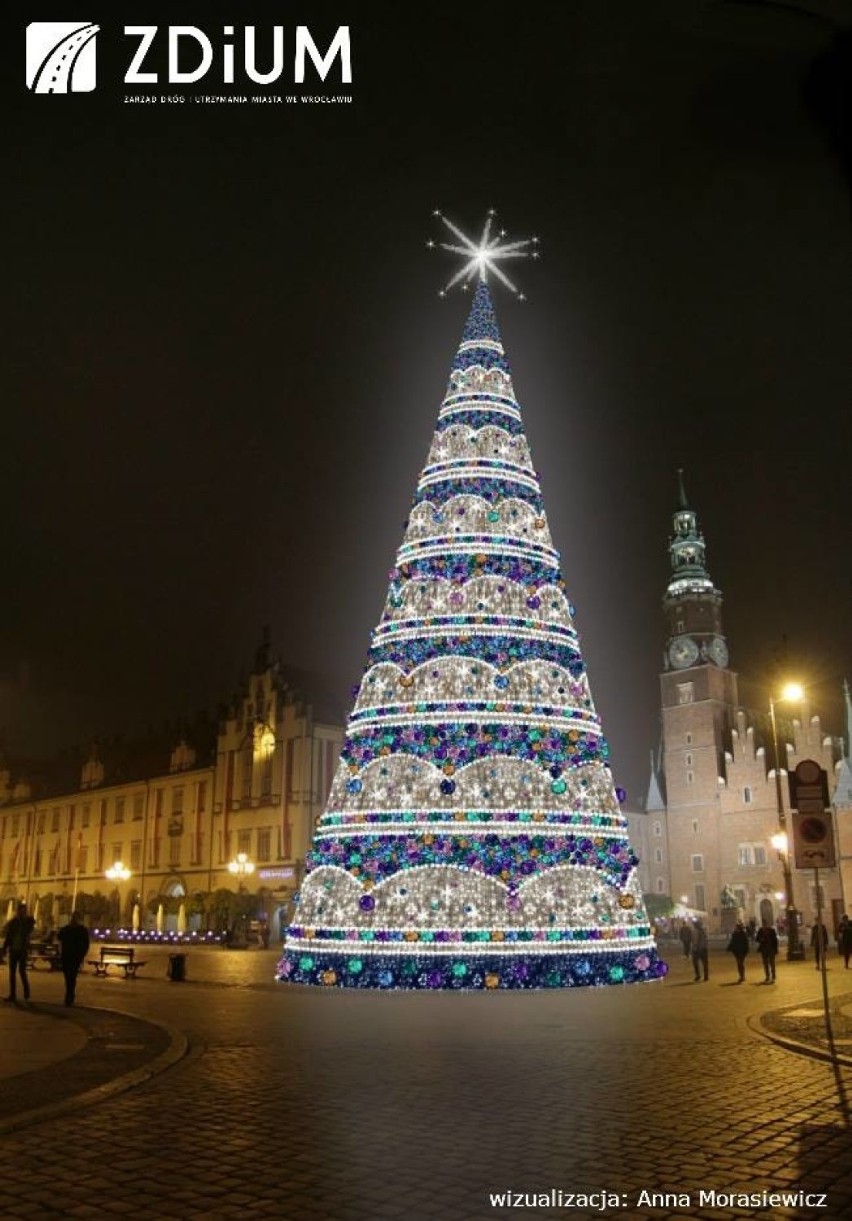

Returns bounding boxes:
[88,944,146,979]
[27,944,63,972]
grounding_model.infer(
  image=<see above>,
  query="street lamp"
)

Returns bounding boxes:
[105,861,132,928]
[227,853,255,948]
[227,852,255,880]
[769,683,805,961]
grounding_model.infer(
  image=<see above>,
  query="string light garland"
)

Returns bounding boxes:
[279,226,665,990]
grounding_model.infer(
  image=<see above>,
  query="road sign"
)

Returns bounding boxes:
[788,758,830,809]
[791,809,836,869]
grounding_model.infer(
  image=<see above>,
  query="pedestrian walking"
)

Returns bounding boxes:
[679,922,693,958]
[756,921,778,982]
[810,921,829,970]
[2,901,35,1003]
[726,921,749,983]
[58,911,91,1006]
[837,915,852,970]
[691,920,709,981]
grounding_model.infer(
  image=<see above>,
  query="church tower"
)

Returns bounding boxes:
[660,473,738,921]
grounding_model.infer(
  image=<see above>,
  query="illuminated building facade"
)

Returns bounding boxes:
[0,636,343,936]
[653,476,844,933]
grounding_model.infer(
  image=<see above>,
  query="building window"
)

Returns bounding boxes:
[257,827,272,862]
[694,884,705,910]
[691,854,704,873]
[654,848,662,863]
[171,787,184,815]
[238,830,252,856]
[37,812,46,835]
[753,845,767,866]
[197,781,207,813]
[656,877,665,894]
[738,844,753,866]
[130,841,142,871]
[82,804,90,828]
[78,845,89,873]
[692,819,699,833]
[100,800,108,825]
[677,683,694,706]
[685,733,692,745]
[169,836,181,867]
[743,786,752,805]
[111,843,123,866]
[653,820,661,837]
[686,771,694,785]
[133,794,145,821]
[11,814,20,837]
[115,798,125,824]
[33,847,42,877]
[685,753,693,767]
[51,810,60,833]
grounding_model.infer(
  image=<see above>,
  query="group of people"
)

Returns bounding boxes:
[2,902,91,1006]
[678,913,852,983]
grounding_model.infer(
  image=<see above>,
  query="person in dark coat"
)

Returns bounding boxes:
[3,901,35,1002]
[839,915,852,970]
[756,921,779,982]
[727,921,749,983]
[58,911,91,1006]
[691,920,709,981]
[810,921,829,970]
[679,923,693,958]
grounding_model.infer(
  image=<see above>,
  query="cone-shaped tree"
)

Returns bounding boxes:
[278,280,666,989]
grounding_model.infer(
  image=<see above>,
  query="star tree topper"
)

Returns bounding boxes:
[428,208,540,300]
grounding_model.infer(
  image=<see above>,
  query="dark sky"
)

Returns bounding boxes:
[4,0,851,802]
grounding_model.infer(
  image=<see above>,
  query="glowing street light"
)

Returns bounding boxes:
[769,684,805,960]
[228,852,255,878]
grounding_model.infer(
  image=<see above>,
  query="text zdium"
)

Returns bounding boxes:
[125,26,352,85]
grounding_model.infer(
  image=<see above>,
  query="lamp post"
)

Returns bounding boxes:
[227,853,255,947]
[769,683,805,961]
[105,861,132,929]
[227,852,255,884]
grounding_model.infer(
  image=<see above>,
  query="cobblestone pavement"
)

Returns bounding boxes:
[0,944,850,1220]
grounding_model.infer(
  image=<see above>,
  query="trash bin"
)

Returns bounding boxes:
[167,953,187,982]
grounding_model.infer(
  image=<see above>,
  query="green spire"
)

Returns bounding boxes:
[666,472,718,599]
[677,468,689,510]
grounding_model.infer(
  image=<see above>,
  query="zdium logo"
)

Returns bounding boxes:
[26,22,99,93]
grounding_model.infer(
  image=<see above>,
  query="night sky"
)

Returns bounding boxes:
[4,0,851,802]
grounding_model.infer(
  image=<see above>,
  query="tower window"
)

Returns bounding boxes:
[685,733,692,746]
[653,821,662,837]
[656,877,665,894]
[686,771,694,785]
[692,820,699,833]
[685,753,693,767]
[691,854,704,873]
[654,848,662,863]
[743,786,752,804]
[677,683,693,705]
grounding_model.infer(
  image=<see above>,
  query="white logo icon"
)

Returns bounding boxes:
[26,22,99,93]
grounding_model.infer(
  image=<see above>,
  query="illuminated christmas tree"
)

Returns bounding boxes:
[278,216,666,989]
